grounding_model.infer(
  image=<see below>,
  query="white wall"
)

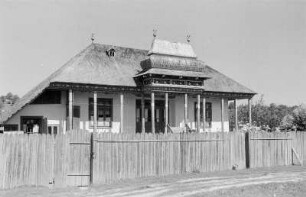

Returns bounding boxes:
[6,90,230,133]
[6,91,67,132]
[72,91,136,134]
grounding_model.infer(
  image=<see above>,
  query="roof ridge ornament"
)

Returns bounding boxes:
[91,33,95,43]
[187,35,191,43]
[153,29,157,38]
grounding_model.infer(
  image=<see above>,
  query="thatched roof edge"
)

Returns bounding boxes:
[1,44,94,123]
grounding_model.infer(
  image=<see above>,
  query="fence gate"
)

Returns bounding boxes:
[247,132,294,168]
[66,130,93,187]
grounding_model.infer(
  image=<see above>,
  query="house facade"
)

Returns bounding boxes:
[1,38,255,134]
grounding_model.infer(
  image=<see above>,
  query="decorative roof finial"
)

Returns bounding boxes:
[187,35,191,43]
[91,33,95,43]
[153,29,157,38]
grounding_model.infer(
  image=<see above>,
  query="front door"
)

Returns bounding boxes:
[136,99,165,133]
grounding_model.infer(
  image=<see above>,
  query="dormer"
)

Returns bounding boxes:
[106,48,116,57]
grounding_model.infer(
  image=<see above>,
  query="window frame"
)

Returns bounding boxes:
[88,98,113,128]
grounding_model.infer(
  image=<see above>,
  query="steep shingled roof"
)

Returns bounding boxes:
[1,43,255,123]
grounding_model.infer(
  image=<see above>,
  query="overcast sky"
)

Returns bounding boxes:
[0,0,305,106]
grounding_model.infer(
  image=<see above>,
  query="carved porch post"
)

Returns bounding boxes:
[120,93,124,133]
[93,91,97,133]
[151,92,155,134]
[68,89,73,131]
[197,94,200,132]
[141,94,145,134]
[165,92,169,134]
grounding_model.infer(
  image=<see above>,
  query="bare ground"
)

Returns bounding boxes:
[1,166,306,197]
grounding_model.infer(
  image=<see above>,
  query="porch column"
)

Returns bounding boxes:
[164,92,169,134]
[120,93,124,133]
[68,89,73,131]
[221,98,224,132]
[234,99,238,131]
[141,94,145,134]
[184,93,188,132]
[197,94,201,133]
[151,92,155,134]
[248,98,252,126]
[202,97,206,132]
[93,91,97,133]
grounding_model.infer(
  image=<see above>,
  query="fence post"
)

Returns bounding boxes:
[245,131,250,168]
[89,132,94,185]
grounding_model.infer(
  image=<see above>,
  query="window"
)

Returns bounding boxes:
[31,90,61,104]
[0,124,18,132]
[89,98,112,127]
[48,125,58,135]
[66,106,80,118]
[194,102,212,128]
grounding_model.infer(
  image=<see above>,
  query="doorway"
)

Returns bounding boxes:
[136,99,166,133]
[20,116,45,134]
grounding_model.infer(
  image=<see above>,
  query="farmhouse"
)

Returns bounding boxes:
[0,37,255,134]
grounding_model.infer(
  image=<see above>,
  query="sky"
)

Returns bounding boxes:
[0,0,305,106]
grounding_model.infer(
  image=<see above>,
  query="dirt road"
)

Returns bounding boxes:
[1,166,306,197]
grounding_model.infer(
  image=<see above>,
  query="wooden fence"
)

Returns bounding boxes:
[0,130,305,189]
[93,132,245,184]
[247,132,306,168]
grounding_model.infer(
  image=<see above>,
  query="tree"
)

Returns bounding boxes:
[0,92,19,106]
[292,104,306,131]
[229,95,297,131]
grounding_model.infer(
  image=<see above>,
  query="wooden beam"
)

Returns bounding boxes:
[151,92,155,134]
[197,94,200,133]
[234,99,238,131]
[184,93,188,132]
[120,93,124,133]
[202,97,206,132]
[248,98,252,126]
[221,98,224,132]
[68,89,73,131]
[141,94,145,134]
[165,92,169,134]
[93,91,97,133]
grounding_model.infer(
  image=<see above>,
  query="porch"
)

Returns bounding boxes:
[58,83,253,134]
